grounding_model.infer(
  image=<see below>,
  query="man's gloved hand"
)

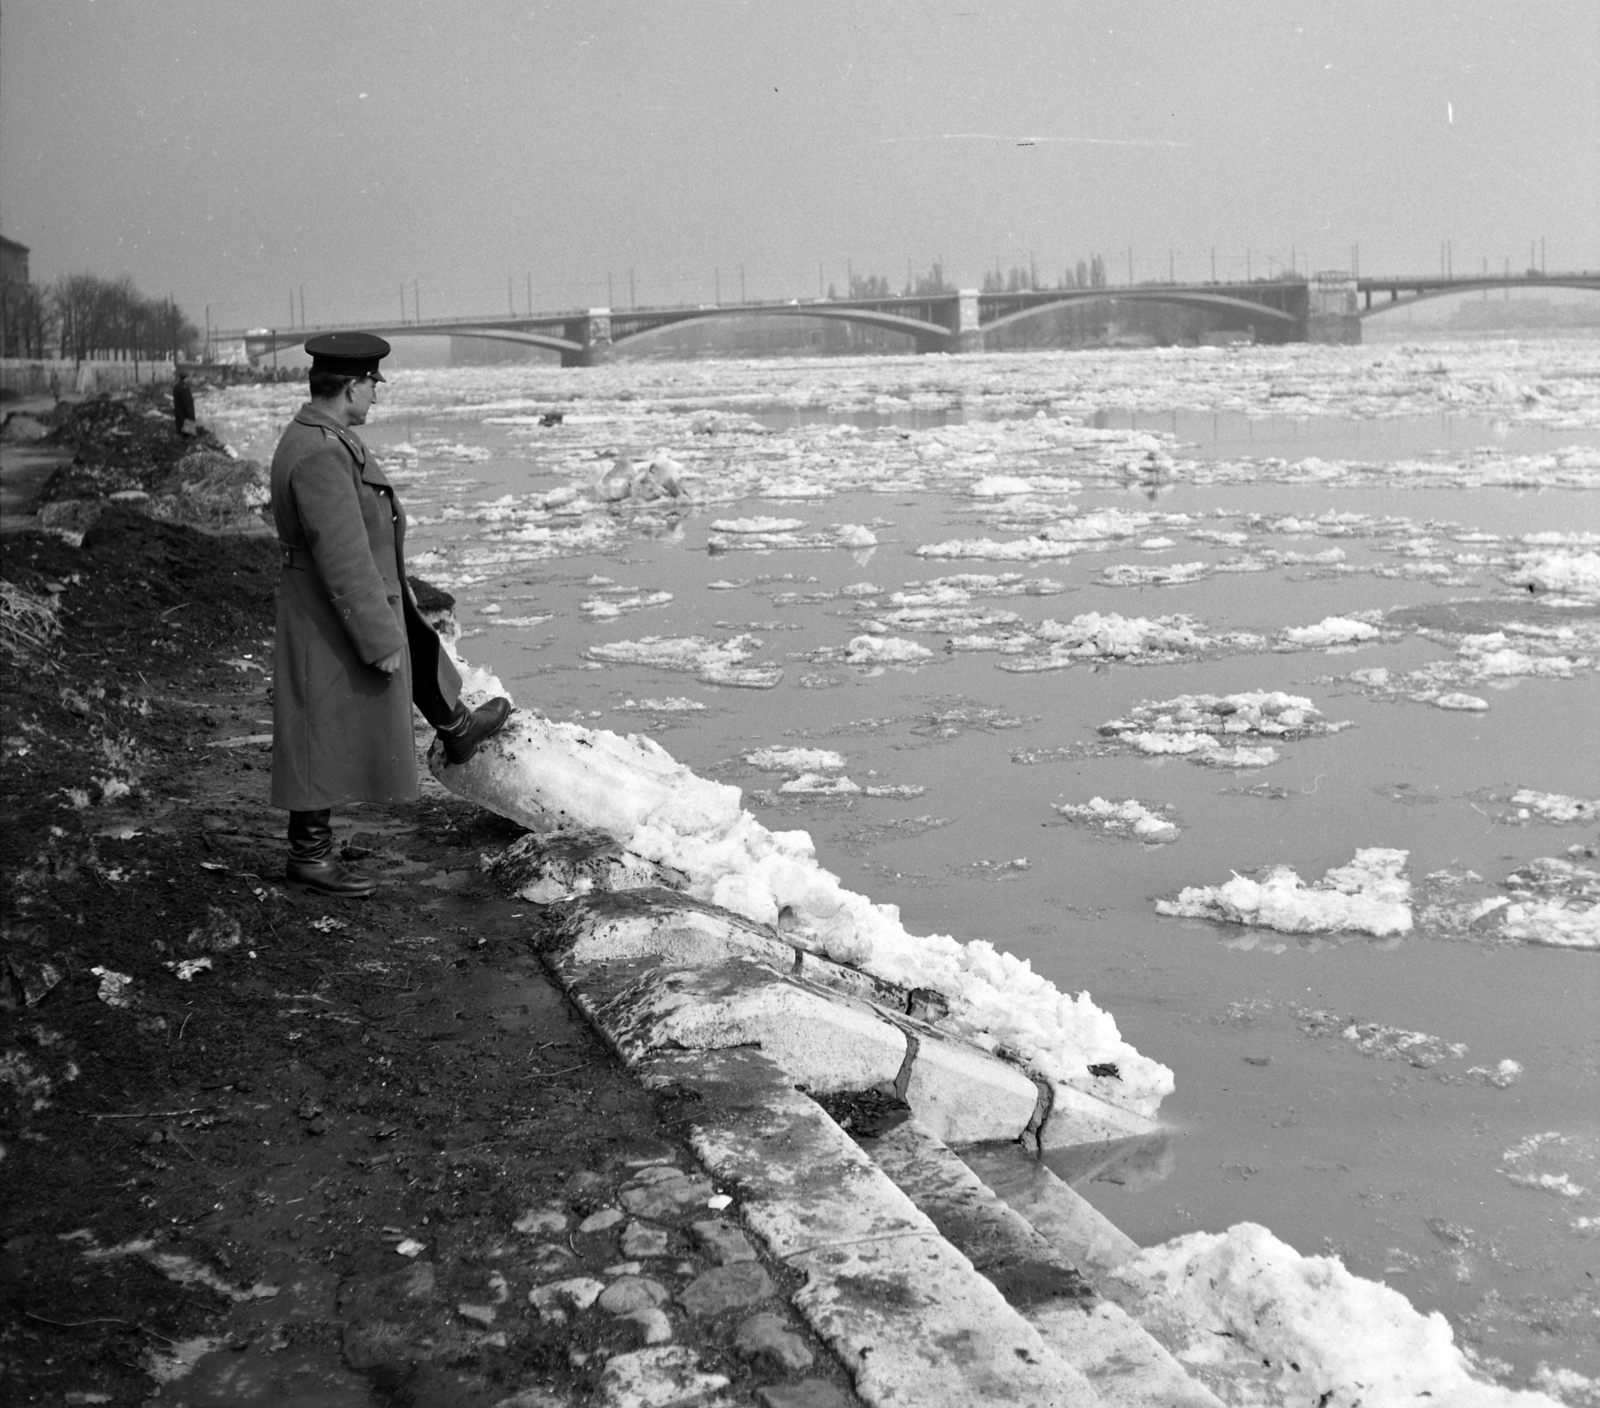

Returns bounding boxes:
[373,649,404,675]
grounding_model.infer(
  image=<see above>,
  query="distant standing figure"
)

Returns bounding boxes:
[173,371,196,437]
[268,332,512,896]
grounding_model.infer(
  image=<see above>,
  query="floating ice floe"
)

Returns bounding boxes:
[1505,789,1599,825]
[997,612,1264,673]
[430,684,1173,1117]
[915,535,1085,562]
[844,635,934,665]
[1340,613,1600,708]
[1415,864,1597,949]
[1157,849,1413,937]
[1098,560,1211,588]
[1281,615,1382,648]
[584,634,783,689]
[618,697,705,713]
[1506,548,1600,600]
[969,474,1036,497]
[1502,1132,1597,1210]
[1039,612,1208,659]
[704,515,879,555]
[711,516,808,534]
[1499,857,1600,949]
[1295,1006,1467,1067]
[600,451,691,502]
[1100,691,1348,769]
[744,747,846,773]
[1110,1221,1562,1408]
[1467,1059,1523,1088]
[1053,797,1179,843]
[778,773,862,796]
[579,591,673,620]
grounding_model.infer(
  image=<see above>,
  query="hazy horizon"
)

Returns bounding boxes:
[2,0,1596,332]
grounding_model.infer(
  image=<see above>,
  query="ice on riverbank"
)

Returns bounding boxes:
[432,696,1173,1116]
[1113,1221,1561,1407]
[1156,849,1413,937]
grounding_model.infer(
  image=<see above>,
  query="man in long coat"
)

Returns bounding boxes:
[173,370,196,437]
[269,332,510,896]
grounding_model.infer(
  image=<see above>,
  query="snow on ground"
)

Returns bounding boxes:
[1111,1221,1562,1408]
[1156,849,1413,937]
[1053,796,1179,843]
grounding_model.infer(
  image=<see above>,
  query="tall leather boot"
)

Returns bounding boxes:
[285,809,376,898]
[435,697,513,766]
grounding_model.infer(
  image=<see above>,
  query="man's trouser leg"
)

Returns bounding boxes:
[406,604,512,765]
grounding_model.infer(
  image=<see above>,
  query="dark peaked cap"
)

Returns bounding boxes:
[304,331,390,380]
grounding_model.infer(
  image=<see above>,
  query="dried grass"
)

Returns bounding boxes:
[0,582,62,662]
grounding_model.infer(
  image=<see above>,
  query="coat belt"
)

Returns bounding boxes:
[279,542,314,570]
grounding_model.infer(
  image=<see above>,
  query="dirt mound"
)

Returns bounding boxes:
[146,447,271,534]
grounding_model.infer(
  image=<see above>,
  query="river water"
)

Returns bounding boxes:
[210,340,1600,1391]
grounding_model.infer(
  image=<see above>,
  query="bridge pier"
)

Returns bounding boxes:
[561,309,613,368]
[919,289,983,354]
[1304,274,1362,344]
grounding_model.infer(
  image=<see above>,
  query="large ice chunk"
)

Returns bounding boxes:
[1157,849,1413,937]
[1113,1222,1560,1407]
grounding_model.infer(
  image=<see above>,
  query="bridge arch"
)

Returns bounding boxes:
[979,289,1300,341]
[1359,278,1600,319]
[609,303,951,354]
[243,323,584,366]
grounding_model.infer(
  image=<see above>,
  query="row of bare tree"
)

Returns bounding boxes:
[0,273,202,363]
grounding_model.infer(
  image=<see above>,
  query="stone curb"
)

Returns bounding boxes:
[870,1125,1223,1408]
[539,890,1155,1152]
[635,1047,1104,1407]
[527,891,1224,1406]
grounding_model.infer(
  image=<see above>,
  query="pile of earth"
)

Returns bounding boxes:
[29,392,271,539]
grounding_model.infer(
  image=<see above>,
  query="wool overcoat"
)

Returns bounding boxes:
[269,404,461,810]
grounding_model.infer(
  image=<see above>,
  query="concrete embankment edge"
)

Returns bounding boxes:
[533,888,1222,1407]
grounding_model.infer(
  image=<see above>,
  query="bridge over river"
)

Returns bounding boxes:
[234,271,1600,368]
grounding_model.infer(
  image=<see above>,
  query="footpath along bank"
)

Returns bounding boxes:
[0,390,1566,1408]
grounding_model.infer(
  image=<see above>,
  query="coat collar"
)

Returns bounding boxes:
[294,402,368,467]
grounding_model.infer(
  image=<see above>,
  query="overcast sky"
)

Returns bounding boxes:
[3,0,1596,331]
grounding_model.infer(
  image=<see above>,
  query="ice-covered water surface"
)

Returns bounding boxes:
[211,342,1600,1395]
